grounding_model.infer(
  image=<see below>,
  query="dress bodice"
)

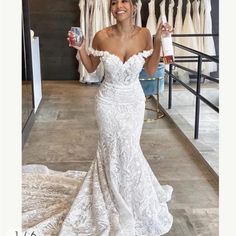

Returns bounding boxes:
[88,48,153,105]
[88,48,153,86]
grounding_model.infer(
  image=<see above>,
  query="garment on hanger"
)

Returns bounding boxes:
[85,0,94,50]
[157,0,166,30]
[77,0,87,82]
[175,0,198,83]
[102,0,110,28]
[192,0,201,51]
[81,0,104,83]
[168,0,175,27]
[200,0,205,53]
[174,0,183,57]
[171,0,184,81]
[181,0,198,70]
[89,0,104,83]
[146,0,157,36]
[91,0,102,44]
[81,0,94,83]
[203,0,217,75]
[136,0,142,27]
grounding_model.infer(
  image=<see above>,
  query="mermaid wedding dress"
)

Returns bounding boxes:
[22,48,173,236]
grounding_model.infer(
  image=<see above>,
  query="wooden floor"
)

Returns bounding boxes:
[23,80,219,236]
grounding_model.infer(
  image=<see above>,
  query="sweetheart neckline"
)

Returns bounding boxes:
[89,48,153,65]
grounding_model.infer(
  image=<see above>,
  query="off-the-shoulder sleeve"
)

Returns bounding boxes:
[87,47,104,57]
[140,49,154,58]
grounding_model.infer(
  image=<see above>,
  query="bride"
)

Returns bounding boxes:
[22,0,174,235]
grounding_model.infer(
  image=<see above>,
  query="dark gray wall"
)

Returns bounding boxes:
[28,0,219,80]
[28,0,81,80]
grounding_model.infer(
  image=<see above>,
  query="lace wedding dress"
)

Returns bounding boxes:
[22,48,173,236]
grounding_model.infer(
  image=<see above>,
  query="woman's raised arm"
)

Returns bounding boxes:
[68,31,101,73]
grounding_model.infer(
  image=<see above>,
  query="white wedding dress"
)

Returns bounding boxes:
[181,0,198,71]
[146,0,157,36]
[157,0,166,30]
[168,0,175,28]
[192,0,201,51]
[77,0,86,82]
[135,0,142,27]
[203,0,217,75]
[173,0,183,57]
[22,48,173,236]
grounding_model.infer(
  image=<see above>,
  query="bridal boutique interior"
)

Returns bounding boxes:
[22,0,219,235]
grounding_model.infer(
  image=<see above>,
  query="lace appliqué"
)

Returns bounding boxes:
[22,46,173,236]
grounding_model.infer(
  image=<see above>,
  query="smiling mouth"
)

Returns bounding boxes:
[116,10,127,15]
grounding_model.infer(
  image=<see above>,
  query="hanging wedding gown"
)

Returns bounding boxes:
[157,0,166,30]
[81,0,96,83]
[168,0,175,27]
[89,0,105,82]
[203,0,217,75]
[192,0,201,51]
[85,0,94,58]
[181,0,198,65]
[102,0,111,28]
[200,0,205,53]
[174,0,183,57]
[22,48,173,235]
[135,0,142,27]
[77,0,87,82]
[146,0,157,36]
[172,0,184,80]
[81,0,104,83]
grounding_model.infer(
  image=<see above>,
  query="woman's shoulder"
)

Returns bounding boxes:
[92,27,113,50]
[136,27,152,47]
[94,26,113,39]
[139,27,152,36]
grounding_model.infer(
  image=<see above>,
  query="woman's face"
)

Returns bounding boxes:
[110,0,135,21]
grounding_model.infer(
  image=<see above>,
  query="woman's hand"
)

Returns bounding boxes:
[67,31,85,50]
[154,22,174,45]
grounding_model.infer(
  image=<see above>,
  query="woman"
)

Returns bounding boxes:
[22,0,174,235]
